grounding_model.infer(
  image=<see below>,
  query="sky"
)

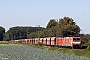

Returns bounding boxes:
[0,0,90,34]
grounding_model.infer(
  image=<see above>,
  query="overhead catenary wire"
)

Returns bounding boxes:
[74,12,90,19]
[74,12,90,34]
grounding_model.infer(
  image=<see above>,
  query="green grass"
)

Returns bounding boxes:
[1,43,90,58]
[0,44,25,46]
[0,45,90,60]
[32,44,90,58]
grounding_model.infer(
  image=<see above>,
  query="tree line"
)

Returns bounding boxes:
[0,17,89,44]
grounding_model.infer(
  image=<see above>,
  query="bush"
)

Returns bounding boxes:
[82,41,90,50]
[87,45,90,51]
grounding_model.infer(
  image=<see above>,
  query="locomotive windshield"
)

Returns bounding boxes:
[73,38,80,40]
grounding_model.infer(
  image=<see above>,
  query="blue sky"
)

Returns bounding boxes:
[0,0,90,33]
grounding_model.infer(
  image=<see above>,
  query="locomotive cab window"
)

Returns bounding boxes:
[73,38,80,40]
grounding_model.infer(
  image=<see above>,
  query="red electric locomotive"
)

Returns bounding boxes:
[56,37,81,48]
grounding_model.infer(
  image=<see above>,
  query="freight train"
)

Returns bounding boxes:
[10,36,81,48]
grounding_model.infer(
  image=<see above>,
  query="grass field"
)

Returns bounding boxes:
[32,44,90,58]
[0,44,25,46]
[0,44,90,60]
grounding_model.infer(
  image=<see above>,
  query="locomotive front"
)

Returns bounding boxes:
[72,37,81,48]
